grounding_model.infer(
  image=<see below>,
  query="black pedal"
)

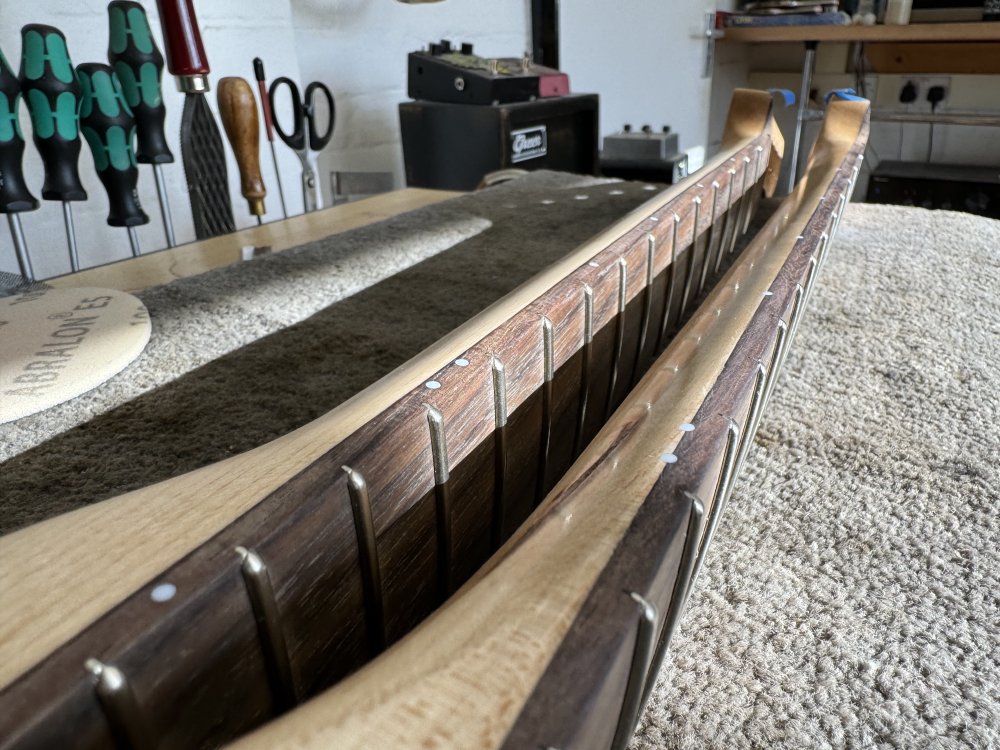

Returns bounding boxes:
[408,40,569,105]
[600,125,689,184]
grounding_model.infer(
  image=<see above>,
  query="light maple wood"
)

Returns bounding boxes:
[44,188,461,293]
[864,42,1000,74]
[721,20,1000,44]
[226,100,868,749]
[0,91,781,697]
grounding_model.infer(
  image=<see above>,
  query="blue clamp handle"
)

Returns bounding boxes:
[825,88,866,103]
[768,88,796,107]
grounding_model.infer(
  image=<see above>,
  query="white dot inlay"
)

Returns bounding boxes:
[541,199,555,205]
[150,583,177,603]
[763,290,773,297]
[425,380,441,390]
[660,453,679,464]
[454,358,469,367]
[609,189,624,195]
[588,261,600,267]
[642,184,657,191]
[574,194,589,200]
[680,423,695,432]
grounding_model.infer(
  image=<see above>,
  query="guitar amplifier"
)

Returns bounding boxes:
[399,94,599,190]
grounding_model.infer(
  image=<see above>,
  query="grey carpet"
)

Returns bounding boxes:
[0,172,654,533]
[632,204,1000,749]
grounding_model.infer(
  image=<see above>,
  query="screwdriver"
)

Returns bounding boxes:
[0,48,38,281]
[218,76,266,224]
[77,63,149,256]
[252,58,287,219]
[108,0,176,247]
[19,24,86,272]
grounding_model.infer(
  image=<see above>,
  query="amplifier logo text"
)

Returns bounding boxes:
[511,125,547,163]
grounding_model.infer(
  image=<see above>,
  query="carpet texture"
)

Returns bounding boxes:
[0,172,655,533]
[632,204,1000,748]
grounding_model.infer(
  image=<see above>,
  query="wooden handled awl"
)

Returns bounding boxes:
[218,76,266,223]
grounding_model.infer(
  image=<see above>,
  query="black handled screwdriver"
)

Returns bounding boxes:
[108,0,176,247]
[0,47,38,281]
[19,24,86,272]
[77,63,149,257]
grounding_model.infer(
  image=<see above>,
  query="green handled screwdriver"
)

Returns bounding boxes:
[19,24,86,272]
[77,63,149,257]
[108,0,176,247]
[0,47,38,281]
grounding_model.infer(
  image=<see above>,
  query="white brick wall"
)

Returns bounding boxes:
[1,0,529,277]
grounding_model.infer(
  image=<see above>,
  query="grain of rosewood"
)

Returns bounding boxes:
[230,99,868,750]
[0,91,782,749]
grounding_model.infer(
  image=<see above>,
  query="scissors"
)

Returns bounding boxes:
[268,77,335,212]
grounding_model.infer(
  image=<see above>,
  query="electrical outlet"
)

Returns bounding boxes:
[907,76,950,111]
[899,80,918,104]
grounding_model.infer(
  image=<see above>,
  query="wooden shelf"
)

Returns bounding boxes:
[720,21,1000,44]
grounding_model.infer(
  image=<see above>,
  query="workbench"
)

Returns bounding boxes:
[44,188,461,294]
[1,172,661,530]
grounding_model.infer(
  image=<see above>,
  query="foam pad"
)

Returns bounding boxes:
[1,287,151,424]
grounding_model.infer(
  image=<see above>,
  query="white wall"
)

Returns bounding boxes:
[290,0,531,195]
[1,0,302,278]
[560,0,730,173]
[1,0,531,279]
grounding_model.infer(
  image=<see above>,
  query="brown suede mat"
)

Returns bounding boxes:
[0,173,666,535]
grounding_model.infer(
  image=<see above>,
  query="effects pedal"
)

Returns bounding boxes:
[408,40,570,105]
[600,124,689,185]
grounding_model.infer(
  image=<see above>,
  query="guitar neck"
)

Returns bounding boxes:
[0,91,869,750]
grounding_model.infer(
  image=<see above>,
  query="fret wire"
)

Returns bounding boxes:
[491,357,508,549]
[85,658,153,750]
[573,284,594,458]
[536,317,554,505]
[343,466,386,654]
[698,182,720,295]
[426,405,453,599]
[237,547,297,710]
[610,592,658,750]
[605,258,629,421]
[656,214,681,352]
[679,197,701,317]
[632,233,657,387]
[715,170,736,275]
[639,492,705,715]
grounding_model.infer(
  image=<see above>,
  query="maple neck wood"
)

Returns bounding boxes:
[0,89,797,750]
[229,100,868,750]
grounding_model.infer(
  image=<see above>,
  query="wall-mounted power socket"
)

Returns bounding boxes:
[899,76,951,112]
